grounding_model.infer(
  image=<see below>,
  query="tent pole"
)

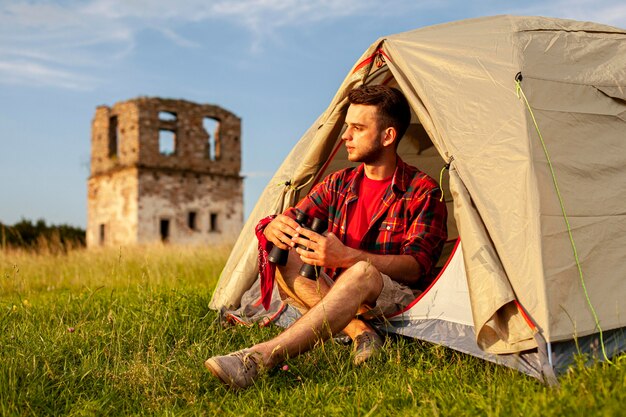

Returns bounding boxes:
[547,341,554,368]
[533,332,559,385]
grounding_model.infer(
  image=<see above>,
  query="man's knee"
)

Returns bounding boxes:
[349,260,381,280]
[338,261,383,293]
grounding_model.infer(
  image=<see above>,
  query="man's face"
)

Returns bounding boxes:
[341,104,386,164]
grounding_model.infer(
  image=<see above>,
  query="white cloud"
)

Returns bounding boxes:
[0,0,394,90]
[0,0,623,91]
[0,60,100,90]
[80,0,378,24]
[0,1,136,89]
[155,28,201,49]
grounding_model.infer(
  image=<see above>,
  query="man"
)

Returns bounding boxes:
[205,85,447,389]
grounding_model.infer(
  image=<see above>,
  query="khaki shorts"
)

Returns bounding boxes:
[354,272,417,319]
[282,270,417,320]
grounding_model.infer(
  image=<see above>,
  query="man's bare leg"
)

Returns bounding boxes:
[275,252,376,340]
[252,260,384,368]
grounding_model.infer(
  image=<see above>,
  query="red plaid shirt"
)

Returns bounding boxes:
[255,157,447,308]
[290,157,446,280]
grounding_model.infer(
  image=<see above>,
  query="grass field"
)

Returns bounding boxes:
[1,245,624,416]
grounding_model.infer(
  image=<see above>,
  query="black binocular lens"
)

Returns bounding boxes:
[267,210,309,266]
[267,211,327,280]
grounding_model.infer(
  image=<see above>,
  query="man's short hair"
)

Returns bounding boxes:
[348,85,412,143]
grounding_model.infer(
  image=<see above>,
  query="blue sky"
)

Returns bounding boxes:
[1,0,625,228]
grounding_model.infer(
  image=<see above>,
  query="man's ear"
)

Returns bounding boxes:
[382,127,397,147]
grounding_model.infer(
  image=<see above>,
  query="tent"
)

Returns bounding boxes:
[209,15,626,383]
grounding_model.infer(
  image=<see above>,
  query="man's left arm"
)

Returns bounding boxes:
[291,230,422,285]
[291,186,447,287]
[398,186,448,284]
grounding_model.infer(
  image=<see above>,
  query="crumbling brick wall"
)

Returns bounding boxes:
[87,97,243,247]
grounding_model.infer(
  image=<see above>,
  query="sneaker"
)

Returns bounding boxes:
[204,349,262,389]
[353,331,383,365]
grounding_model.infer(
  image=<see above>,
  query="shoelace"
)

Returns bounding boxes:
[355,333,375,350]
[234,351,259,372]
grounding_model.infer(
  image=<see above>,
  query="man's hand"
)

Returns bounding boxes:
[292,226,423,285]
[263,214,301,250]
[291,227,357,269]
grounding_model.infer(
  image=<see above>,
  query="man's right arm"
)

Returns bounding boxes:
[263,214,302,250]
[261,166,341,252]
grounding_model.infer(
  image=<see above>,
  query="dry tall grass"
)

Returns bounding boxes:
[0,243,232,296]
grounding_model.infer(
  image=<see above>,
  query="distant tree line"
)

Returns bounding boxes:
[0,219,86,251]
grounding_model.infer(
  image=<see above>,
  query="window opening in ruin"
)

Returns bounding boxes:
[188,211,197,230]
[108,116,119,157]
[99,224,106,245]
[159,130,176,156]
[160,219,170,242]
[203,118,221,161]
[209,212,219,232]
[159,111,177,122]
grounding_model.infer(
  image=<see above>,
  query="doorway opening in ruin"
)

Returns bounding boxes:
[160,219,170,242]
[99,224,106,245]
[209,212,218,232]
[188,211,197,231]
[203,118,220,161]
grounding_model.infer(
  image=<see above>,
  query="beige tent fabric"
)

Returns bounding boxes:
[449,170,537,353]
[524,76,626,341]
[380,15,626,346]
[210,15,626,354]
[381,18,546,352]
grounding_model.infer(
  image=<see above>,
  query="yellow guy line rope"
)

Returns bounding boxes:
[438,165,447,202]
[515,76,612,364]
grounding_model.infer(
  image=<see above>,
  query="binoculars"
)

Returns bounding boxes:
[267,210,328,280]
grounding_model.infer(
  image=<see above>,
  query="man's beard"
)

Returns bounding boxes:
[349,140,384,164]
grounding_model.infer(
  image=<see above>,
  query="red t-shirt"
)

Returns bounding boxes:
[344,174,393,249]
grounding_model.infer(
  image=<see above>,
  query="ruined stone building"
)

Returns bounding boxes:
[87,97,243,247]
